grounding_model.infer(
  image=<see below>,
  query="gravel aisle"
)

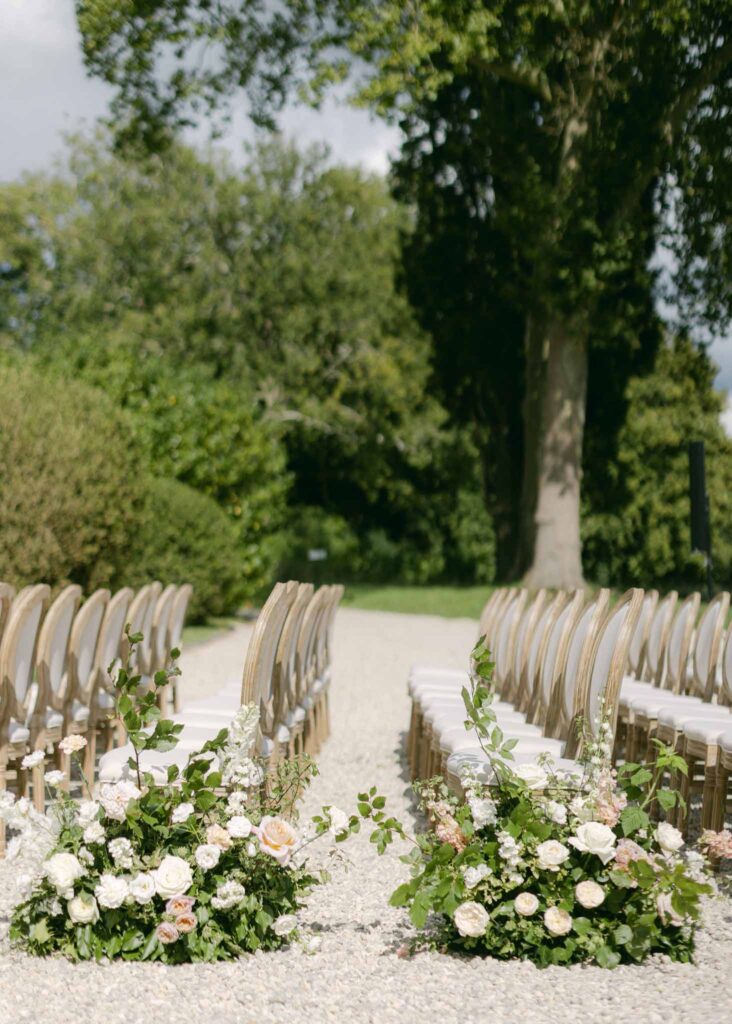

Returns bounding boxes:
[1,608,731,1024]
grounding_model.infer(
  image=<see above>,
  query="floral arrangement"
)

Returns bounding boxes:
[358,638,723,968]
[2,632,352,962]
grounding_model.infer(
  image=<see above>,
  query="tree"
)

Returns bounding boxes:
[77,1,732,587]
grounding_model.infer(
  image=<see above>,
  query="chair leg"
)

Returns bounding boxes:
[711,763,728,832]
[32,760,46,813]
[83,727,97,797]
[702,754,718,831]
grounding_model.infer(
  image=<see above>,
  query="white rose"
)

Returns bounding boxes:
[99,780,141,823]
[545,800,568,825]
[468,796,497,829]
[83,822,106,845]
[272,914,298,936]
[513,763,549,791]
[77,801,101,828]
[153,855,193,898]
[172,802,194,824]
[67,893,99,924]
[453,901,490,938]
[59,735,87,755]
[194,844,221,871]
[108,837,134,869]
[327,807,350,836]
[227,815,253,839]
[463,864,491,889]
[44,853,84,896]
[569,822,617,864]
[536,839,570,872]
[575,880,605,909]
[78,847,94,867]
[211,880,247,910]
[95,873,129,909]
[655,822,684,855]
[44,770,65,788]
[129,872,156,905]
[21,751,45,770]
[515,892,540,916]
[544,906,573,936]
[569,795,593,822]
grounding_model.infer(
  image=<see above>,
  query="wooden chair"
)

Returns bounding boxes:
[0,583,16,645]
[90,586,134,761]
[274,582,314,759]
[166,584,193,712]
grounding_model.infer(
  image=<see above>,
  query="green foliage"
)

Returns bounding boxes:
[125,478,248,622]
[582,338,732,587]
[0,359,147,592]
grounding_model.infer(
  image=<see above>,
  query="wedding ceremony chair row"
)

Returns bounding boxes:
[97,581,343,785]
[0,579,192,841]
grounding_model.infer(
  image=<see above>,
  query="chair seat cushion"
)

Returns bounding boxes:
[8,720,30,744]
[97,690,116,710]
[683,717,732,744]
[72,700,90,723]
[44,708,63,730]
[657,705,730,730]
[629,693,705,717]
[719,728,732,753]
[446,750,580,789]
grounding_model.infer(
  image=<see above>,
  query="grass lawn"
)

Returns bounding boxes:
[182,616,239,647]
[341,583,499,618]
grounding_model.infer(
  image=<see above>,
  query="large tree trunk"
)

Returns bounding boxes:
[523,318,587,589]
[513,311,546,578]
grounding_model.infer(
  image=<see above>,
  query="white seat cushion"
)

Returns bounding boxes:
[629,693,706,717]
[658,705,731,731]
[72,700,90,722]
[683,718,732,744]
[8,720,30,744]
[44,708,63,730]
[97,690,116,710]
[446,750,581,788]
[719,728,732,753]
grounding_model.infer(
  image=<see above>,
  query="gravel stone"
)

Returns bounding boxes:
[1,608,731,1024]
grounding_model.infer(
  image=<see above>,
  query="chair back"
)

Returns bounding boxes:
[0,584,50,719]
[558,589,611,745]
[541,590,586,734]
[66,589,110,708]
[628,590,658,678]
[273,582,314,726]
[580,588,644,744]
[479,588,505,639]
[137,581,163,675]
[645,591,678,685]
[664,592,700,694]
[523,594,564,721]
[485,588,512,650]
[150,584,177,675]
[95,587,134,696]
[0,583,16,645]
[511,589,548,707]
[35,585,82,713]
[495,589,527,692]
[242,582,298,737]
[295,586,332,704]
[322,583,344,673]
[693,592,730,701]
[122,583,159,669]
[720,624,732,707]
[167,584,193,652]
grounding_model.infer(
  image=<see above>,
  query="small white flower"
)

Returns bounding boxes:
[78,846,94,867]
[655,822,684,855]
[515,892,540,917]
[327,806,350,836]
[227,815,253,839]
[227,791,249,815]
[67,893,99,924]
[59,735,87,755]
[453,901,490,938]
[44,770,65,787]
[95,873,128,909]
[195,844,221,871]
[545,800,568,825]
[22,751,45,770]
[468,796,497,829]
[99,780,141,822]
[513,763,549,791]
[83,821,106,845]
[536,839,570,872]
[463,863,492,889]
[108,837,134,869]
[575,880,605,909]
[246,841,258,857]
[211,879,247,910]
[129,872,156,905]
[569,795,592,821]
[272,914,298,936]
[44,853,84,896]
[569,822,617,864]
[544,906,572,936]
[172,802,194,824]
[77,801,101,828]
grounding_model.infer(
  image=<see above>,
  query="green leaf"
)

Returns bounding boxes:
[619,805,649,836]
[389,883,412,907]
[614,924,633,945]
[595,945,621,969]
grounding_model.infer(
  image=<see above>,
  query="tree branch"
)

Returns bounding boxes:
[476,59,552,104]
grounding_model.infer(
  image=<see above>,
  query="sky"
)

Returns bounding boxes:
[2,0,731,423]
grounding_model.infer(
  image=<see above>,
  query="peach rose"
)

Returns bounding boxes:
[156,922,179,944]
[175,912,197,933]
[206,824,233,850]
[257,816,299,865]
[166,895,195,915]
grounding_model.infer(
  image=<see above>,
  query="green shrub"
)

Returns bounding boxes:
[0,361,146,591]
[127,477,245,620]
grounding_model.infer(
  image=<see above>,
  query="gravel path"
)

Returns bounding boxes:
[2,607,732,1024]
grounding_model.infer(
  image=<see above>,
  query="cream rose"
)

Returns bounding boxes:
[67,893,99,924]
[513,763,549,791]
[156,922,179,944]
[569,822,616,864]
[99,780,141,823]
[655,822,684,855]
[272,914,298,936]
[453,901,490,938]
[258,816,299,865]
[44,853,84,897]
[195,844,221,871]
[171,802,194,824]
[515,892,540,917]
[536,839,570,872]
[206,823,233,850]
[153,855,193,898]
[575,880,605,909]
[227,815,253,839]
[59,735,87,755]
[95,873,129,909]
[544,906,573,936]
[129,873,156,905]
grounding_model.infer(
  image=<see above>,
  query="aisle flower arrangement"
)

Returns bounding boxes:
[2,632,349,963]
[358,638,722,968]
